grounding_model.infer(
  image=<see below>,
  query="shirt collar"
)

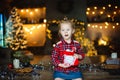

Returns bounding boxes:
[61,38,74,45]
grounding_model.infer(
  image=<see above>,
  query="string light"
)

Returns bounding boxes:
[107,15,111,18]
[87,20,119,29]
[87,24,90,27]
[112,26,115,29]
[113,11,116,15]
[115,6,118,9]
[105,26,108,29]
[17,8,46,24]
[94,6,97,9]
[35,9,38,12]
[92,11,95,15]
[87,8,90,11]
[102,7,106,9]
[21,9,24,12]
[100,26,102,29]
[26,9,29,12]
[108,4,111,7]
[100,11,103,14]
[86,3,119,30]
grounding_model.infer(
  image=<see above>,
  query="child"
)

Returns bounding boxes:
[51,18,85,80]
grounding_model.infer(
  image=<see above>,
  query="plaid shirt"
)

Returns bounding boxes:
[51,39,85,73]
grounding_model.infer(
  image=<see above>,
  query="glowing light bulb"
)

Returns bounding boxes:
[94,7,97,9]
[113,11,116,15]
[21,9,24,12]
[113,26,115,29]
[108,4,111,7]
[43,19,47,23]
[87,24,91,27]
[107,15,111,17]
[103,7,106,9]
[100,26,102,29]
[87,8,90,11]
[116,23,119,26]
[100,11,103,14]
[26,9,29,12]
[105,26,108,29]
[35,9,38,12]
[92,11,95,15]
[30,12,33,15]
[86,11,89,15]
[115,6,118,9]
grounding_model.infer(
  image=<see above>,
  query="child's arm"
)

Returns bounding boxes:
[75,43,85,60]
[74,53,84,59]
[58,63,71,68]
[51,46,61,67]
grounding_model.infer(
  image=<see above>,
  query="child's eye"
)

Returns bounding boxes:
[67,29,70,31]
[61,29,64,31]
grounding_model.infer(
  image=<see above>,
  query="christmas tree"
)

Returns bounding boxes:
[5,7,27,51]
[74,27,97,56]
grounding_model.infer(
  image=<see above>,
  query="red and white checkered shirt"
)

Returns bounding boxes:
[51,38,85,73]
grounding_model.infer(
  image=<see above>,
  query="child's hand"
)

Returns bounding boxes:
[74,53,82,59]
[58,63,71,68]
[74,53,79,59]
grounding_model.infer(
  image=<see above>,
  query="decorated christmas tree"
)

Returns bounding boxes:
[5,7,27,51]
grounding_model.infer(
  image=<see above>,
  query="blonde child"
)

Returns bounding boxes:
[51,18,85,80]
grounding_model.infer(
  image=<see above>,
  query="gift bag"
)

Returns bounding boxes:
[62,49,79,66]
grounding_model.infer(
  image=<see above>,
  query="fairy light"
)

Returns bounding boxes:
[112,26,115,29]
[88,24,91,27]
[92,25,95,28]
[108,4,111,7]
[30,31,32,34]
[87,8,90,11]
[21,9,24,12]
[105,26,108,29]
[92,11,95,15]
[100,11,103,14]
[37,25,41,29]
[30,12,33,15]
[113,11,116,15]
[107,15,111,18]
[94,6,97,9]
[102,7,106,9]
[105,22,109,26]
[100,26,102,29]
[116,23,119,26]
[35,9,38,12]
[115,6,118,9]
[43,19,47,23]
[86,11,89,15]
[26,9,29,12]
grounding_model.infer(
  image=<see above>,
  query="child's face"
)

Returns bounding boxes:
[59,23,74,41]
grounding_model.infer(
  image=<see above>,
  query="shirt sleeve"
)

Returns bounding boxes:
[51,44,61,66]
[76,43,85,60]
